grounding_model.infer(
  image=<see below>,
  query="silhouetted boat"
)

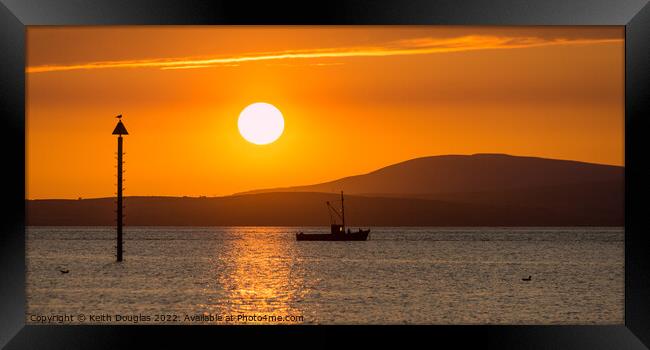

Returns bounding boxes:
[296,191,370,241]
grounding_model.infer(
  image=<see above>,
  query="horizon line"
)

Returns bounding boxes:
[26,152,624,200]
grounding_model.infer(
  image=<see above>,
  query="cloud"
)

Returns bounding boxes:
[27,35,621,74]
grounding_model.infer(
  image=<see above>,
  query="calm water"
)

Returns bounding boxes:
[26,227,623,325]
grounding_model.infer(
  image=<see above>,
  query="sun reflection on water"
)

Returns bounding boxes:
[211,227,305,324]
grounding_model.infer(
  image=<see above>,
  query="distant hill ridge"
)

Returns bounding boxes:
[235,153,623,196]
[27,154,623,226]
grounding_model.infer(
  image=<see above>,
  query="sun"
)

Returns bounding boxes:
[238,102,285,145]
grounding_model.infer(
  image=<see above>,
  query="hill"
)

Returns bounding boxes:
[236,154,623,197]
[27,191,622,226]
[27,154,623,226]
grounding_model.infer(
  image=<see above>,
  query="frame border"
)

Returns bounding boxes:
[1,0,649,348]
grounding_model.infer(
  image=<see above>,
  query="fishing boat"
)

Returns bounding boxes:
[296,191,370,241]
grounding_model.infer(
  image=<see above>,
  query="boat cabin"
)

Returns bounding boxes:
[331,224,344,234]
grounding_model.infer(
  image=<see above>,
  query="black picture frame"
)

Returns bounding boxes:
[1,0,649,348]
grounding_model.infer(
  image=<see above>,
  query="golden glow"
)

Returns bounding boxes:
[238,103,284,145]
[26,26,624,199]
[216,227,304,323]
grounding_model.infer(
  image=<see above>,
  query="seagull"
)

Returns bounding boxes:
[116,114,122,119]
[522,275,532,281]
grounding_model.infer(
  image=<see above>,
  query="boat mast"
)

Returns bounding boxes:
[341,191,345,231]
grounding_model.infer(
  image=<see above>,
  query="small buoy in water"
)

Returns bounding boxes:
[59,269,69,274]
[522,275,532,281]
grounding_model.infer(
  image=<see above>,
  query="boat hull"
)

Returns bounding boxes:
[296,230,370,241]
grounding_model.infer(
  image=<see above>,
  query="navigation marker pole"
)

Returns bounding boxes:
[112,115,129,262]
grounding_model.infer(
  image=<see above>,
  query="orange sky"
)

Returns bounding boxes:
[26,26,624,199]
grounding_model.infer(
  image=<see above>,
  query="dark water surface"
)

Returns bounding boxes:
[26,227,623,324]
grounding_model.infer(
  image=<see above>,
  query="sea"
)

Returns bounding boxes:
[26,226,624,325]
